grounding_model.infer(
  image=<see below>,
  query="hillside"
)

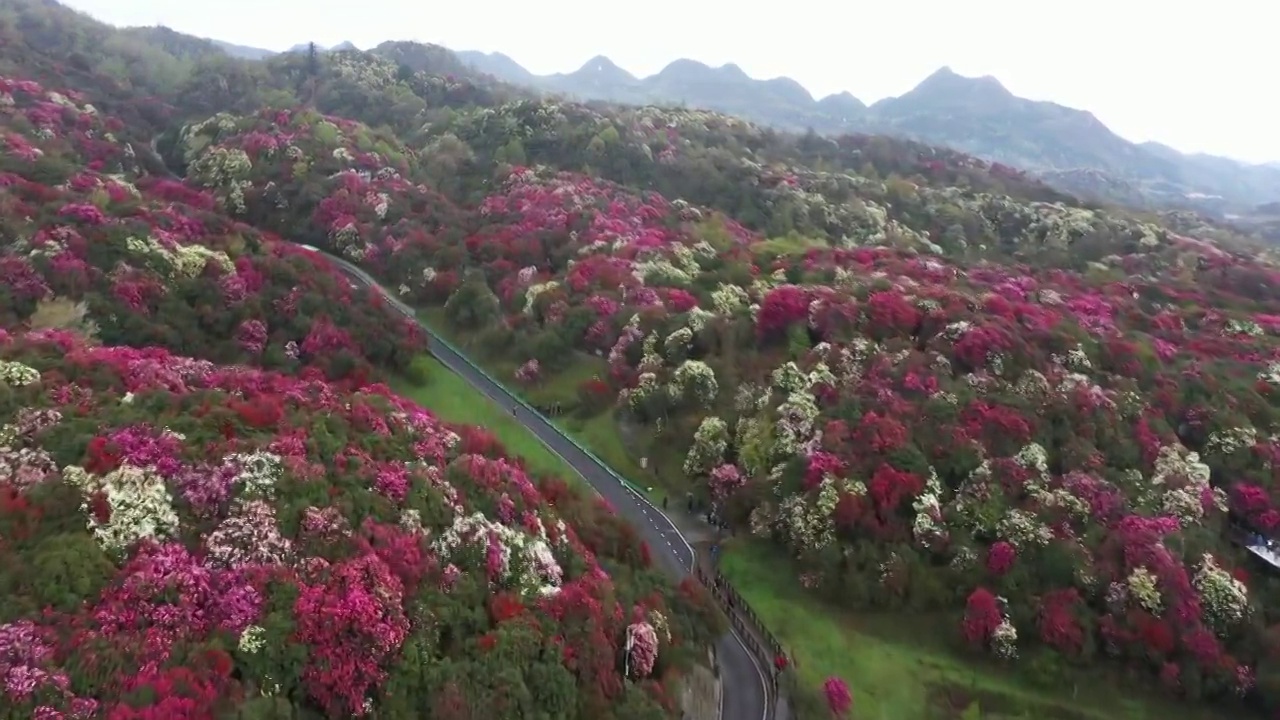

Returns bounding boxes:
[0,327,713,718]
[0,75,425,384]
[456,52,1280,221]
[4,2,1280,718]
[0,16,722,720]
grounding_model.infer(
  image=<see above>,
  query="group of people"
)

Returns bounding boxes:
[663,493,733,533]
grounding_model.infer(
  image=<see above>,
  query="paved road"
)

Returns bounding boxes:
[299,245,771,720]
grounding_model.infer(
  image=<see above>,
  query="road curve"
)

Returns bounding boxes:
[299,245,771,720]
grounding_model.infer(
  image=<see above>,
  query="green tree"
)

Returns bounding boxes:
[494,138,528,167]
[443,271,501,330]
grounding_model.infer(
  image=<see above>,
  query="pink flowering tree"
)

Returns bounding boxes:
[627,621,659,678]
[823,676,852,718]
[515,358,541,385]
[708,463,746,501]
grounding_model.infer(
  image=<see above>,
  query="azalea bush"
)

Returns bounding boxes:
[823,676,852,718]
[0,328,705,718]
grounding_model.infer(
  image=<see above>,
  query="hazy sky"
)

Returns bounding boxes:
[63,0,1279,164]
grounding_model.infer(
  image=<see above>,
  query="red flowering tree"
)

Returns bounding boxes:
[963,588,1004,648]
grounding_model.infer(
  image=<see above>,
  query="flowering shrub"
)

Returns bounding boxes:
[516,358,541,385]
[708,463,746,501]
[178,116,755,368]
[172,107,469,292]
[627,621,659,678]
[0,329,702,718]
[822,676,852,718]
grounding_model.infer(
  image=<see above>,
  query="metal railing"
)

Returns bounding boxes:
[697,565,787,710]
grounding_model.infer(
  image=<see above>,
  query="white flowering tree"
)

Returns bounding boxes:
[668,360,718,410]
[683,416,729,478]
[1193,554,1250,634]
[663,327,694,363]
[185,146,253,215]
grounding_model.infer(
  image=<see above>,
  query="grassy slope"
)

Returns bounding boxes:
[389,355,586,486]
[721,540,1228,720]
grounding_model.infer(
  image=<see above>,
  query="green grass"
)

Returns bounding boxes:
[389,355,586,487]
[555,413,672,505]
[416,309,676,504]
[751,233,829,257]
[721,540,1227,720]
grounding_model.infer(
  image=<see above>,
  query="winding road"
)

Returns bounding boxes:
[297,245,772,720]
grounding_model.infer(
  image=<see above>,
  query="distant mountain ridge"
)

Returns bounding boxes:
[209,40,360,60]
[209,39,276,60]
[164,34,1280,219]
[456,52,1280,215]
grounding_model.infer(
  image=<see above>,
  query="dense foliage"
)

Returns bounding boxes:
[0,76,425,385]
[5,2,1280,716]
[0,53,720,720]
[168,59,1280,718]
[0,329,718,719]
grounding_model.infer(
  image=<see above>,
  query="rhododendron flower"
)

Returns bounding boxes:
[822,676,852,717]
[627,621,658,678]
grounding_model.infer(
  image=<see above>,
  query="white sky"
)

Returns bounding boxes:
[63,0,1279,164]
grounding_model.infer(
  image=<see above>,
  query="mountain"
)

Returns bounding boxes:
[642,59,835,131]
[372,40,476,78]
[458,53,1280,215]
[285,41,359,54]
[548,55,640,97]
[210,39,276,60]
[455,49,541,85]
